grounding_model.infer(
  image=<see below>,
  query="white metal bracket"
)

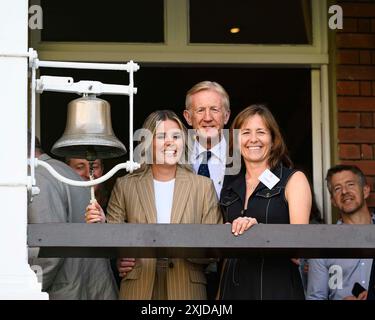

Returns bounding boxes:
[36,76,137,96]
[27,48,140,196]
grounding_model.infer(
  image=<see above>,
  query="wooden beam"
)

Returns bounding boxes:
[28,223,375,258]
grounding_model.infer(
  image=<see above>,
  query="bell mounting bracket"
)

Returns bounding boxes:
[27,48,140,198]
[36,76,137,96]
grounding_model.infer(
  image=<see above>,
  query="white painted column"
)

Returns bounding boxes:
[321,64,332,224]
[311,69,324,218]
[0,0,47,299]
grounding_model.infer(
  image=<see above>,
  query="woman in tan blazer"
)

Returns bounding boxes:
[86,110,222,300]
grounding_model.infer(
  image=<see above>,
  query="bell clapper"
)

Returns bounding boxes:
[89,160,96,204]
[85,148,98,205]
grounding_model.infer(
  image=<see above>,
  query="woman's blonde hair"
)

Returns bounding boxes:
[230,104,292,169]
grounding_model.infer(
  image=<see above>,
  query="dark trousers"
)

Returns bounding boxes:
[205,260,223,300]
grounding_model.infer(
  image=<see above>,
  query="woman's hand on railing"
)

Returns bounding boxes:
[231,216,258,236]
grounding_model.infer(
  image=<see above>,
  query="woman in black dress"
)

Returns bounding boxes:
[218,104,312,300]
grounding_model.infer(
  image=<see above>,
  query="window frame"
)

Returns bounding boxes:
[30,0,331,222]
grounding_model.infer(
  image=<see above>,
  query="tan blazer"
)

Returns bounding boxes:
[107,165,222,300]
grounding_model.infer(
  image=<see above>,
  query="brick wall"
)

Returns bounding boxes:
[336,0,375,208]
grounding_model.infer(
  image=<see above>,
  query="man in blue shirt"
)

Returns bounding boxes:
[307,165,373,300]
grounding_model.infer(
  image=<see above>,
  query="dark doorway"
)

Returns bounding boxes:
[40,66,312,188]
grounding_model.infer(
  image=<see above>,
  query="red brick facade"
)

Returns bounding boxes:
[336,1,375,208]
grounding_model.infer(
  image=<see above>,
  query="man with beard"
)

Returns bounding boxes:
[307,165,373,300]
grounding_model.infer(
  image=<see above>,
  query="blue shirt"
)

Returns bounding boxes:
[306,214,375,300]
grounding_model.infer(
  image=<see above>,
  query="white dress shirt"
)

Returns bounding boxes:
[190,137,227,198]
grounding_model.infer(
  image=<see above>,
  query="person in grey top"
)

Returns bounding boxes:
[307,165,373,300]
[28,136,118,299]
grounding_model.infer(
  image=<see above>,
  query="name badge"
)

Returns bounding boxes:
[258,169,280,190]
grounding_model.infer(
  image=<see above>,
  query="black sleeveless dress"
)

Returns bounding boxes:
[218,164,305,300]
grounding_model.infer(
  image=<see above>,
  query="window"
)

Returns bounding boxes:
[41,0,164,43]
[32,0,331,221]
[40,66,312,178]
[189,0,312,44]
